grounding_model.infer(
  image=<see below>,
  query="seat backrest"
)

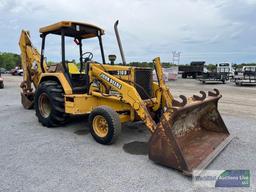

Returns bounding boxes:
[68,63,84,74]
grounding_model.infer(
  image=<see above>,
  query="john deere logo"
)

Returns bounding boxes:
[99,73,122,89]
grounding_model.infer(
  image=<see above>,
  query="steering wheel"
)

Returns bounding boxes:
[82,52,93,63]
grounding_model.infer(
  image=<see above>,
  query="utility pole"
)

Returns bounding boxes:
[172,51,181,65]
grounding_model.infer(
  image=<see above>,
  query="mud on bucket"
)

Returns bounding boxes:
[148,91,232,175]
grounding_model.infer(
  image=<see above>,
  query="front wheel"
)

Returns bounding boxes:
[89,106,121,145]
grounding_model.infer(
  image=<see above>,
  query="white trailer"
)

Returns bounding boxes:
[234,66,256,85]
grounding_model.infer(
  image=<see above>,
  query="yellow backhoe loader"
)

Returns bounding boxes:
[19,20,232,175]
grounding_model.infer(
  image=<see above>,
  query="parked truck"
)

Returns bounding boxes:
[11,67,23,76]
[179,61,205,79]
[199,62,233,84]
[234,66,256,86]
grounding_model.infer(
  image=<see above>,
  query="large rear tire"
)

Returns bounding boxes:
[89,106,121,145]
[35,81,66,127]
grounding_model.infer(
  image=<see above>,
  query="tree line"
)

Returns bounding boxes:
[0,52,21,70]
[1,52,256,71]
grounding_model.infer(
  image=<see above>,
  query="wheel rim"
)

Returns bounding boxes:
[38,93,51,118]
[92,115,108,138]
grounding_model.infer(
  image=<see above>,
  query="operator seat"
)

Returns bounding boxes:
[68,63,88,94]
[48,63,88,94]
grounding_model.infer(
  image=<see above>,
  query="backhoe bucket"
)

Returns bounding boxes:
[20,81,34,109]
[149,89,232,175]
[21,92,34,109]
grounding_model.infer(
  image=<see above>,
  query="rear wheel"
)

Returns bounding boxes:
[35,81,66,127]
[89,106,121,145]
[182,73,187,78]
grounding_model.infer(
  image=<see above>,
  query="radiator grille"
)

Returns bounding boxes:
[134,68,153,100]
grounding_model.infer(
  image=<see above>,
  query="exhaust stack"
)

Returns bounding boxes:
[114,20,126,65]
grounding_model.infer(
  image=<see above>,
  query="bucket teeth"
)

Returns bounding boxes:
[208,88,220,97]
[172,95,187,107]
[193,91,206,101]
[173,89,221,108]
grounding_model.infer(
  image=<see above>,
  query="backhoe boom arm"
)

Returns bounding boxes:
[19,30,47,109]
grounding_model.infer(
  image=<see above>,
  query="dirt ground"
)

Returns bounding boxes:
[0,74,255,192]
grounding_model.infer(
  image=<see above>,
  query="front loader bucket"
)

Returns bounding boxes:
[149,89,232,175]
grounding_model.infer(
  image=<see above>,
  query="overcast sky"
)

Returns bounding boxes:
[1,0,256,64]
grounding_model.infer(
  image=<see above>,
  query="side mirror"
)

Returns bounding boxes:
[108,54,116,65]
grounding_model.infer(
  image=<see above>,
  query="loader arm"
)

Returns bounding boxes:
[91,59,232,175]
[153,57,174,109]
[91,64,158,132]
[19,30,47,109]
